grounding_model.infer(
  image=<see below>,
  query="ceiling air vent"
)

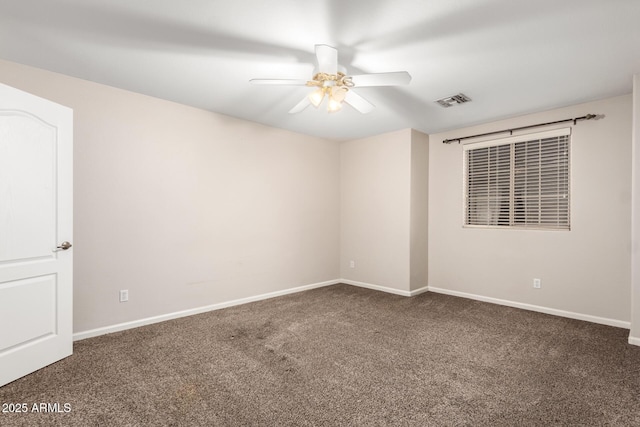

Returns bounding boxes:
[435,93,472,108]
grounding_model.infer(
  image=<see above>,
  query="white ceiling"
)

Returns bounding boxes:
[1,0,639,140]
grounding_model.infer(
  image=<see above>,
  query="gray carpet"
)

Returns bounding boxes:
[1,284,639,426]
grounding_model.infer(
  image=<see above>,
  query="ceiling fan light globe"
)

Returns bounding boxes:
[327,97,343,113]
[309,89,324,108]
[331,86,348,102]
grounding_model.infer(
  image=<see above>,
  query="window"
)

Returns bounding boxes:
[464,128,570,230]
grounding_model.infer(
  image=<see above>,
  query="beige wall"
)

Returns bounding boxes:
[429,95,633,324]
[0,60,340,333]
[631,75,640,343]
[340,129,412,292]
[410,130,429,291]
[339,129,429,294]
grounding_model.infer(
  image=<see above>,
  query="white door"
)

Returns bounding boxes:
[0,83,73,387]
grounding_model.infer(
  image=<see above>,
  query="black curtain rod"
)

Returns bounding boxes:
[442,114,598,144]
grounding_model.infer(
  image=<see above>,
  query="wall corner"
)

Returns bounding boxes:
[410,129,430,292]
[631,73,640,346]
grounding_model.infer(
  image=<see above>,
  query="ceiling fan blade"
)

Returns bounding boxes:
[250,79,309,85]
[344,90,375,114]
[349,71,412,87]
[288,96,311,114]
[315,44,338,75]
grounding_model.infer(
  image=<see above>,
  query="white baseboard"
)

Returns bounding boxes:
[73,279,340,341]
[409,285,429,297]
[75,279,631,342]
[337,279,428,297]
[428,286,631,329]
[339,279,412,297]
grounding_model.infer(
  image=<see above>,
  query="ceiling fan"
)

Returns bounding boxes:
[250,44,411,114]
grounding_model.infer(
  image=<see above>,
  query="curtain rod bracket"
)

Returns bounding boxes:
[442,113,599,144]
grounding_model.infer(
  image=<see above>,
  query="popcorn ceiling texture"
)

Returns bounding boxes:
[1,284,639,426]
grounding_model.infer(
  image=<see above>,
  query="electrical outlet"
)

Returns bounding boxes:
[119,289,129,302]
[349,260,355,268]
[533,278,541,289]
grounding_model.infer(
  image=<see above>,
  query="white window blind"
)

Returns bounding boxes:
[464,128,570,230]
